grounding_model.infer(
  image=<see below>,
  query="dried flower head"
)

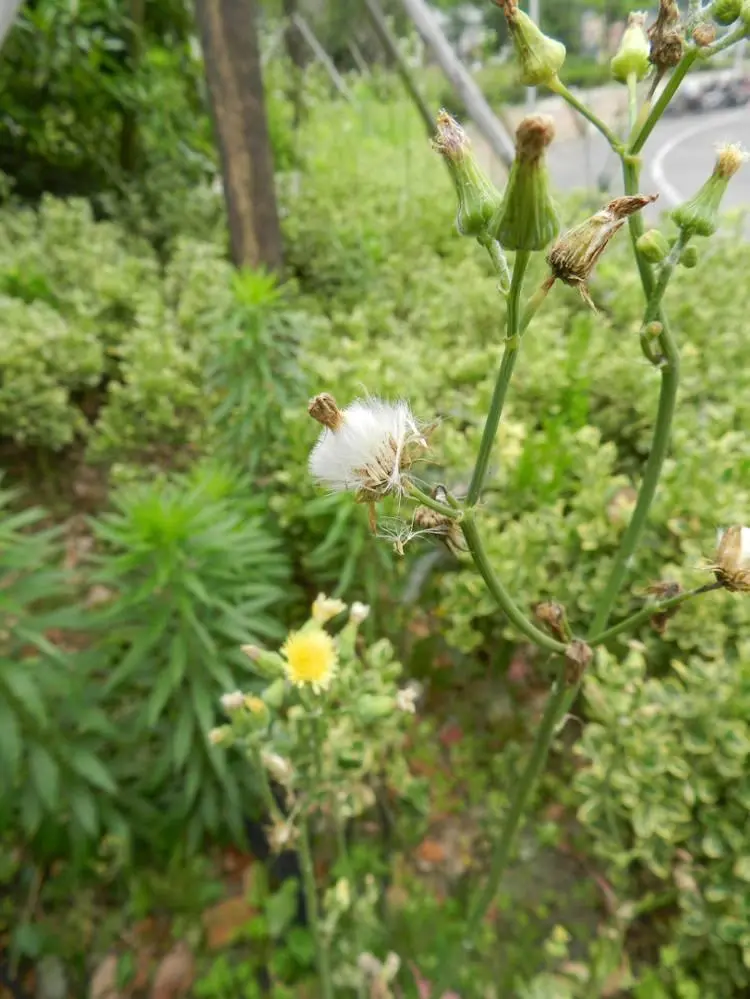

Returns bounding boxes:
[692,22,717,46]
[309,394,428,501]
[492,115,560,251]
[220,690,245,713]
[672,144,748,237]
[433,110,504,239]
[533,601,571,642]
[261,750,294,786]
[649,0,684,73]
[350,601,370,624]
[564,640,593,685]
[496,0,566,86]
[396,682,422,714]
[282,627,337,692]
[709,525,750,592]
[546,194,658,309]
[312,593,347,624]
[412,505,465,556]
[267,821,297,853]
[611,12,651,83]
[645,580,683,634]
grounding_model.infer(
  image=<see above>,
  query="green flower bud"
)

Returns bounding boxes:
[241,644,285,679]
[713,0,742,24]
[636,229,670,262]
[546,194,657,309]
[611,12,651,82]
[671,144,747,237]
[491,115,560,252]
[679,244,699,268]
[499,0,566,87]
[433,110,504,239]
[358,694,394,723]
[261,677,287,710]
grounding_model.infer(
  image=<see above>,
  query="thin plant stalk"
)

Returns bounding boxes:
[467,250,530,506]
[407,483,462,519]
[432,660,568,994]
[548,77,623,153]
[589,581,723,646]
[627,72,638,135]
[299,814,335,999]
[461,516,567,655]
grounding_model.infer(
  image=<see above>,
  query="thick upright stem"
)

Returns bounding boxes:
[589,160,681,637]
[467,250,530,506]
[299,815,335,999]
[629,50,697,155]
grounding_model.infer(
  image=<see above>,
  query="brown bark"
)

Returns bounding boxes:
[194,0,283,271]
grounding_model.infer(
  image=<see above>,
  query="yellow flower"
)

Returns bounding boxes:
[282,628,337,692]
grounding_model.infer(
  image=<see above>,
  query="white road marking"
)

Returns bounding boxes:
[650,108,748,206]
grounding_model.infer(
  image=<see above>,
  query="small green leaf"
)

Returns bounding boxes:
[69,787,98,837]
[28,744,59,810]
[265,879,299,939]
[0,698,21,774]
[69,748,117,794]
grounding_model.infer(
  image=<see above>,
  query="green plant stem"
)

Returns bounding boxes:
[480,235,511,294]
[467,250,530,507]
[407,482,462,519]
[460,516,567,655]
[520,277,555,332]
[629,49,698,154]
[299,813,335,999]
[548,77,623,153]
[589,159,682,636]
[627,73,638,135]
[252,746,284,824]
[589,581,723,645]
[432,659,568,994]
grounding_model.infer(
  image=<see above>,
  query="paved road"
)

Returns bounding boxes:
[547,105,750,225]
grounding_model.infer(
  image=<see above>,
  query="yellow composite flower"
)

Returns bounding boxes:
[281,628,337,692]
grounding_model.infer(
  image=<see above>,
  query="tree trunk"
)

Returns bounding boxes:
[195,0,284,271]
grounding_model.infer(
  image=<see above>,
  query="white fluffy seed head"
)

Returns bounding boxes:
[309,397,427,498]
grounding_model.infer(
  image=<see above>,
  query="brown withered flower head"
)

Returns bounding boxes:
[545,194,658,310]
[564,640,593,686]
[413,505,465,557]
[708,526,750,593]
[649,0,684,75]
[533,601,571,643]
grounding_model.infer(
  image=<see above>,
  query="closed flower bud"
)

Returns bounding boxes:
[713,0,742,24]
[710,525,750,592]
[358,694,394,722]
[492,115,559,252]
[241,643,285,678]
[611,13,651,83]
[433,110,504,239]
[208,725,233,747]
[564,640,593,685]
[679,244,699,268]
[350,601,370,624]
[636,228,670,262]
[672,144,747,237]
[220,690,245,714]
[262,677,287,710]
[244,695,269,723]
[498,0,566,86]
[533,601,571,642]
[649,0,684,73]
[546,194,657,309]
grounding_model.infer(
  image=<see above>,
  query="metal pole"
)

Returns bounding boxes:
[526,0,540,111]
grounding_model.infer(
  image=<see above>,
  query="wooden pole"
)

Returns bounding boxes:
[397,0,515,167]
[195,0,284,271]
[362,0,434,138]
[292,12,351,101]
